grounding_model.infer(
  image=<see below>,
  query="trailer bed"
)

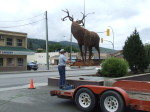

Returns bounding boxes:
[51,89,75,99]
[50,80,150,111]
[127,91,150,101]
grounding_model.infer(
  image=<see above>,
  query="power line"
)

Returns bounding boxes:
[0,13,44,22]
[0,19,45,28]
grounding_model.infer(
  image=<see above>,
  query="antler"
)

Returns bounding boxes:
[80,12,86,22]
[61,9,74,22]
[77,12,86,26]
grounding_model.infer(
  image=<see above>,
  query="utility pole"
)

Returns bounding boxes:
[83,0,85,28]
[45,11,49,70]
[83,0,94,28]
[70,34,72,61]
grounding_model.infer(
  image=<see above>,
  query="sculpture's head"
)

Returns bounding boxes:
[75,12,86,26]
[61,9,85,26]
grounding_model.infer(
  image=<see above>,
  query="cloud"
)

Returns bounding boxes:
[140,28,150,44]
[0,0,150,50]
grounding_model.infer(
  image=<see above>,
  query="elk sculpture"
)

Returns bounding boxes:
[62,9,100,62]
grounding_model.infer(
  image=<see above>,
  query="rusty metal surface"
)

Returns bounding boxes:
[113,80,150,111]
[50,89,75,99]
[129,99,150,111]
[127,91,150,101]
[113,80,150,93]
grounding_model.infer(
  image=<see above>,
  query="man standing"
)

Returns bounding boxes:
[58,49,69,89]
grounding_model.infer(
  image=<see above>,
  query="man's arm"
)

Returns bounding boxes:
[66,60,72,64]
[63,55,73,65]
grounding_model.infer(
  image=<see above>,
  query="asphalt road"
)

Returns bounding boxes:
[0,69,96,89]
[0,86,80,112]
[0,85,146,112]
[0,67,148,112]
[0,69,96,112]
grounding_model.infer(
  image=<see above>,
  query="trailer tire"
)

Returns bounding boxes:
[75,88,97,112]
[100,90,125,112]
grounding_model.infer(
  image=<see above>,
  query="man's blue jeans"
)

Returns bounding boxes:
[58,66,66,88]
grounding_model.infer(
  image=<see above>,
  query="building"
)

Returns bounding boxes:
[110,50,123,58]
[27,51,110,65]
[27,52,60,65]
[27,52,78,65]
[0,30,34,72]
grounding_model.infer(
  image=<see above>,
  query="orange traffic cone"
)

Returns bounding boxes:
[28,79,35,89]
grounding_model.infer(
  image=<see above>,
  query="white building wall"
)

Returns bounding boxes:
[27,52,59,65]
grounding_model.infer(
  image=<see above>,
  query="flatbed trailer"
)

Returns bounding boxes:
[50,80,150,112]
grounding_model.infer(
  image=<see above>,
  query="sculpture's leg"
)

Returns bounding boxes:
[88,46,92,63]
[84,46,87,63]
[79,44,84,61]
[95,45,100,61]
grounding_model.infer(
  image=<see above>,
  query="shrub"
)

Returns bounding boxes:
[100,57,129,77]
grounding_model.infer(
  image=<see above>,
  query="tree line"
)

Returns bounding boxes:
[27,38,79,53]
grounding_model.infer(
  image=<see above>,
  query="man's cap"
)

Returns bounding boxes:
[59,49,65,53]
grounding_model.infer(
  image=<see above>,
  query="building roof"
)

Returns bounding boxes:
[0,30,27,37]
[0,46,33,52]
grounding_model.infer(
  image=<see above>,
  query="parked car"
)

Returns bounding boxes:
[27,62,38,70]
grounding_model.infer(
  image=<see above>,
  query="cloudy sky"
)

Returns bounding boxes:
[0,0,150,50]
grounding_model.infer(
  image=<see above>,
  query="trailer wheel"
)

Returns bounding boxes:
[75,88,96,112]
[100,90,125,112]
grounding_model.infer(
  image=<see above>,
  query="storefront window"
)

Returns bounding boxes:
[0,58,3,66]
[7,58,14,66]
[18,58,24,66]
[6,38,13,46]
[17,39,23,47]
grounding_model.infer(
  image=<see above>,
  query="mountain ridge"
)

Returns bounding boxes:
[27,38,116,53]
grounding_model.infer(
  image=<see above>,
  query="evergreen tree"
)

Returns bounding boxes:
[123,29,148,73]
[145,43,150,64]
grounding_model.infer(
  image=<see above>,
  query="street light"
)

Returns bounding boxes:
[100,38,114,57]
[108,26,115,54]
[70,34,72,61]
[103,40,114,51]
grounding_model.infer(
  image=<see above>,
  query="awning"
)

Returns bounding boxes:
[0,46,34,55]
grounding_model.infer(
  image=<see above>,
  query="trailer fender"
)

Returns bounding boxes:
[73,85,130,106]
